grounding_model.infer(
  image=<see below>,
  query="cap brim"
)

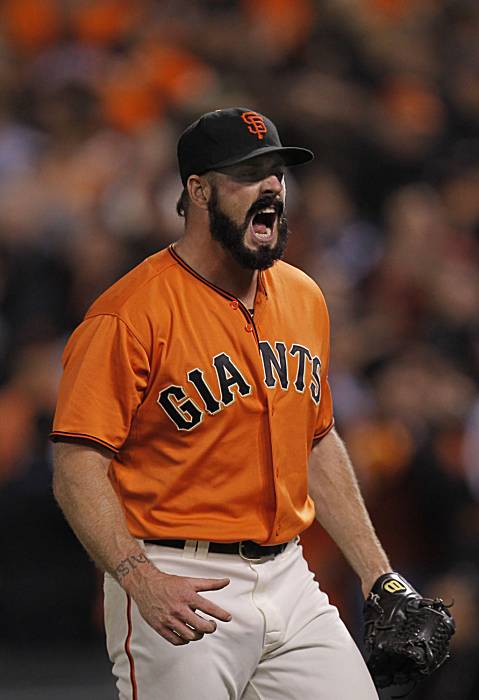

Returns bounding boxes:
[208,145,314,171]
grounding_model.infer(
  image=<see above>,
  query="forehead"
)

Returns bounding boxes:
[214,153,285,180]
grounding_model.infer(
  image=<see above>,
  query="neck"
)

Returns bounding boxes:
[174,229,259,307]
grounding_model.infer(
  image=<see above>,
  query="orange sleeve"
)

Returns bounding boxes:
[313,293,334,440]
[51,314,150,452]
[313,377,334,440]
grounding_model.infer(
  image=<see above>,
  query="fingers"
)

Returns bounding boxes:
[188,577,232,622]
[158,606,222,646]
[160,626,190,646]
[159,597,231,646]
[160,615,214,646]
[183,610,217,634]
[193,594,232,622]
[169,621,205,642]
[135,571,233,646]
[193,577,231,592]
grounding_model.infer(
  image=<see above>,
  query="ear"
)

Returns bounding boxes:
[187,175,211,211]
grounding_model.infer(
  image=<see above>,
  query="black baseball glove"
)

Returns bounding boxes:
[364,572,455,689]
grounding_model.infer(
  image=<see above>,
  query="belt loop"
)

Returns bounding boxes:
[195,541,209,560]
[183,540,198,558]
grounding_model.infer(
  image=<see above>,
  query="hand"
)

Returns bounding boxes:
[129,567,232,646]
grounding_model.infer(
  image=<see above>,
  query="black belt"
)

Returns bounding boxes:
[143,538,289,560]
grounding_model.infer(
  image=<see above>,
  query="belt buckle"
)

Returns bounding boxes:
[239,541,274,563]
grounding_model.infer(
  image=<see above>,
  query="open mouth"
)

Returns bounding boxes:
[251,207,277,240]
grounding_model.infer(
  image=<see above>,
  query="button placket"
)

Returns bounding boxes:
[227,296,258,342]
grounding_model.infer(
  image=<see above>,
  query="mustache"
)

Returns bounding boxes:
[246,195,284,221]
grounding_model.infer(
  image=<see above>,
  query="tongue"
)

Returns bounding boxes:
[253,222,268,235]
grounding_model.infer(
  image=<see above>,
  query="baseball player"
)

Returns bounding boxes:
[51,108,390,699]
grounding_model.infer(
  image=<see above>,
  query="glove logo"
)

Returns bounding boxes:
[383,579,407,594]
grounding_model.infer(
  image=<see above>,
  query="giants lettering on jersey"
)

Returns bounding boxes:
[157,341,322,431]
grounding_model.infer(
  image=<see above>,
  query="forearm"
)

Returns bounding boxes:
[309,428,390,596]
[52,441,155,592]
[52,441,232,645]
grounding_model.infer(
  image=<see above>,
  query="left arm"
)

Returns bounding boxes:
[308,427,390,598]
[309,428,456,687]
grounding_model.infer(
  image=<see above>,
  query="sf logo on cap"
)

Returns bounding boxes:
[242,111,267,140]
[383,579,407,594]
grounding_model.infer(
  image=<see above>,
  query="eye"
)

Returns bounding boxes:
[274,170,285,183]
[230,169,256,182]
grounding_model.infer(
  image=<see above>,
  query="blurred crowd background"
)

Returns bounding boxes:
[0,1,478,698]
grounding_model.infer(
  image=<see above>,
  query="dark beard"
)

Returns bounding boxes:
[207,186,289,270]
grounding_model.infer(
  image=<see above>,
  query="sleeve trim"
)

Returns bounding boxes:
[313,418,335,442]
[49,431,120,454]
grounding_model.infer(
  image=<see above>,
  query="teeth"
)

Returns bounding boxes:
[259,207,275,214]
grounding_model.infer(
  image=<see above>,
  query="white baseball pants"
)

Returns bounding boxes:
[104,539,378,699]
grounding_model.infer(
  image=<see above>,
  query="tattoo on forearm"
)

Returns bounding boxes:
[115,552,149,580]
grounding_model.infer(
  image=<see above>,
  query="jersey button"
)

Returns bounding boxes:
[230,300,239,310]
[245,323,253,333]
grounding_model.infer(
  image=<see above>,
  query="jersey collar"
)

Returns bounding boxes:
[168,243,268,301]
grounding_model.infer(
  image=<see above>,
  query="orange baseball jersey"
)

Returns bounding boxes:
[51,245,334,544]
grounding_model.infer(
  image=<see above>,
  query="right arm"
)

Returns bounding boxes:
[52,441,231,645]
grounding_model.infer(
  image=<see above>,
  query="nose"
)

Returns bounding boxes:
[260,173,283,195]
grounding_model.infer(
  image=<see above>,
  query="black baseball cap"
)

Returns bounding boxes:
[177,107,314,185]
